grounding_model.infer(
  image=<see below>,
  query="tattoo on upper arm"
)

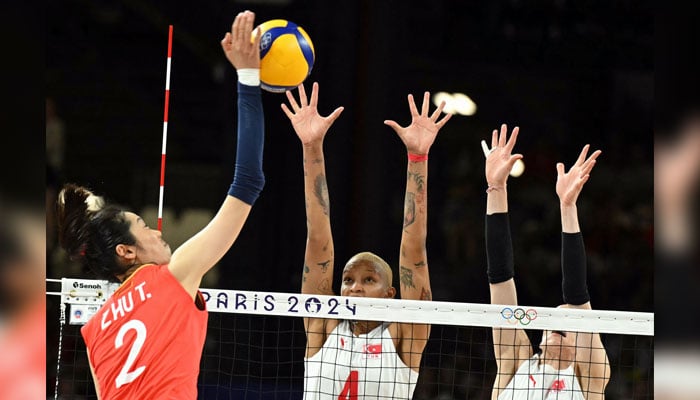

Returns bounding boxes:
[403,192,416,228]
[420,287,432,300]
[400,266,415,288]
[314,175,330,216]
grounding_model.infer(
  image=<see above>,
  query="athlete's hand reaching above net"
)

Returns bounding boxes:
[483,124,523,188]
[282,82,344,146]
[384,91,452,155]
[556,144,602,207]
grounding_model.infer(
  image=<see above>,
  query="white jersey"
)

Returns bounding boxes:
[498,354,585,400]
[304,320,419,399]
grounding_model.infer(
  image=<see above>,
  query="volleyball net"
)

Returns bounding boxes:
[46,278,653,399]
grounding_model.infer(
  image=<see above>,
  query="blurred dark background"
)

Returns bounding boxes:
[46,0,653,309]
[46,0,653,397]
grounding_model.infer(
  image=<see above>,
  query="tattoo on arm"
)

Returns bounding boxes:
[414,261,426,268]
[407,170,425,193]
[403,192,416,228]
[420,287,432,300]
[317,278,331,293]
[314,175,330,216]
[303,264,309,283]
[317,259,331,273]
[400,266,415,288]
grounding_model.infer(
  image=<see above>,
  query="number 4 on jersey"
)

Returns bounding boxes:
[338,370,358,400]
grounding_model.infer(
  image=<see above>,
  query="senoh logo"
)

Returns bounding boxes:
[73,282,103,290]
[501,307,537,326]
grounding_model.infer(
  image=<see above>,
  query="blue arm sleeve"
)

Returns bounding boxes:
[228,82,265,205]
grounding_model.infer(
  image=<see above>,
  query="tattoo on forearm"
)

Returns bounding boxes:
[314,175,330,216]
[407,170,425,193]
[404,192,416,228]
[317,259,331,273]
[414,261,426,268]
[400,266,415,288]
[303,157,323,165]
[420,287,432,300]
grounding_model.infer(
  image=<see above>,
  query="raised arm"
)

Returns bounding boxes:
[282,82,344,296]
[384,91,451,302]
[555,145,610,399]
[481,124,530,398]
[282,82,343,352]
[384,92,451,370]
[168,10,265,297]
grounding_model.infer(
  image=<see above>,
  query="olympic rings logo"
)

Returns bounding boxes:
[501,307,537,326]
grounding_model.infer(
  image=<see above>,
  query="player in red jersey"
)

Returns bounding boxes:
[55,10,265,399]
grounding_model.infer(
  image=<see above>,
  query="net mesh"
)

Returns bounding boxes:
[46,280,653,399]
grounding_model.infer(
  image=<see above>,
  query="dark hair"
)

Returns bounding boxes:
[56,183,135,282]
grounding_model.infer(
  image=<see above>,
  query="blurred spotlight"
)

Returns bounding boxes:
[509,159,525,177]
[433,92,477,116]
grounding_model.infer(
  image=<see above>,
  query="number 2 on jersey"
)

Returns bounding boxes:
[338,370,358,400]
[115,319,147,388]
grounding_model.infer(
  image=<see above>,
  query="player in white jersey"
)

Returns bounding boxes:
[281,83,451,399]
[481,125,610,400]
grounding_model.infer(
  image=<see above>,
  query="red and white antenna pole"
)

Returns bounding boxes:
[158,25,173,231]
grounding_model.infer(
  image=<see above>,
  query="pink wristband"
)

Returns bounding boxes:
[408,152,428,162]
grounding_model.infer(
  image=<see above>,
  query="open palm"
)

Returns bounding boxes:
[281,82,344,146]
[384,91,451,155]
[484,124,523,186]
[556,144,602,206]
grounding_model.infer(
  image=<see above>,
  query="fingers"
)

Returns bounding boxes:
[421,91,430,116]
[233,12,245,43]
[384,119,402,132]
[481,140,490,158]
[242,11,254,39]
[491,129,498,149]
[280,103,294,120]
[327,106,344,124]
[285,89,300,112]
[556,162,566,177]
[251,26,262,49]
[407,94,419,117]
[430,100,446,121]
[309,82,319,108]
[505,126,519,152]
[498,124,508,147]
[220,32,231,50]
[436,111,452,128]
[575,144,590,166]
[298,82,308,106]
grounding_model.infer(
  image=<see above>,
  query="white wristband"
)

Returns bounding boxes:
[237,68,260,86]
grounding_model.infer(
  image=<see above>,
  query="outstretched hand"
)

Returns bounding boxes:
[384,91,452,155]
[556,144,602,206]
[281,82,344,146]
[483,124,523,187]
[220,10,261,70]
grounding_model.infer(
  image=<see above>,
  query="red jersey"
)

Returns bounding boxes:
[81,264,208,399]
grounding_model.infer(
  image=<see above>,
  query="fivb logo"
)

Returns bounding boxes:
[73,281,103,290]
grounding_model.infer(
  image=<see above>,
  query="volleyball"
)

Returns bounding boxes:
[253,19,315,93]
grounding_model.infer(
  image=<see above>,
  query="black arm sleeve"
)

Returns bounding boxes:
[561,232,590,305]
[486,213,515,284]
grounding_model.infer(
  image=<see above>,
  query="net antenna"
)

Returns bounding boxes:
[158,24,174,231]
